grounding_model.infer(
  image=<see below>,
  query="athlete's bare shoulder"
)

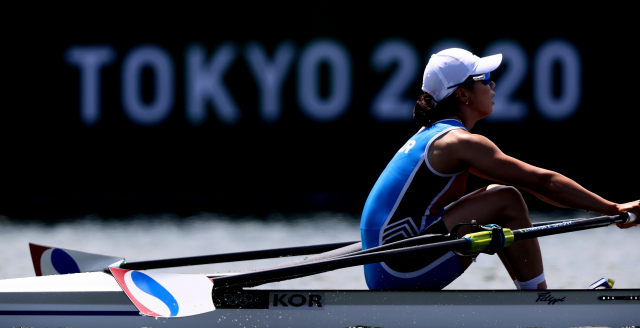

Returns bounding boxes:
[428,128,480,174]
[434,128,497,154]
[429,128,505,175]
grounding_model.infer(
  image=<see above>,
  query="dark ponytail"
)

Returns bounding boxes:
[413,92,460,126]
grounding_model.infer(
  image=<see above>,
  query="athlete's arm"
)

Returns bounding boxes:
[449,131,639,226]
[469,168,565,208]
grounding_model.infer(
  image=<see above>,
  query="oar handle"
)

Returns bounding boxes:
[627,212,637,223]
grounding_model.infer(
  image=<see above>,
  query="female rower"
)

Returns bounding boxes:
[359,48,639,291]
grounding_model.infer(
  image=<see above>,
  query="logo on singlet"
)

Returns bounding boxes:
[398,140,416,154]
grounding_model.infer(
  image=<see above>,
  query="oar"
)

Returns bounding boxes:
[210,212,637,289]
[29,241,358,276]
[119,241,358,270]
[107,212,635,318]
[28,217,585,276]
[208,216,595,283]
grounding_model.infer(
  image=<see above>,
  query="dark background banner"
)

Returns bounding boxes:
[3,7,638,219]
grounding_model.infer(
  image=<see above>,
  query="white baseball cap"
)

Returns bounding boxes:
[421,48,502,102]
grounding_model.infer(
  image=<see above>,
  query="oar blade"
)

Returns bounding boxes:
[109,267,215,318]
[29,243,124,276]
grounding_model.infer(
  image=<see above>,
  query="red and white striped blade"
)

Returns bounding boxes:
[29,243,123,276]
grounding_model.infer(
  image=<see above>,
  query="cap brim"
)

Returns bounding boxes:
[472,54,502,74]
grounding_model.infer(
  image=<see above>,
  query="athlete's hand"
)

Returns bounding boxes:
[615,200,639,229]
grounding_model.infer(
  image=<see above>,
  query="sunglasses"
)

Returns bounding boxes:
[447,73,491,89]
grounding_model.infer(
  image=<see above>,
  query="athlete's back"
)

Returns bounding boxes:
[360,119,468,290]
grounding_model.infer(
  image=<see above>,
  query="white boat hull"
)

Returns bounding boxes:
[1,273,638,327]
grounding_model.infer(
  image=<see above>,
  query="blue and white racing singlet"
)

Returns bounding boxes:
[360,119,469,290]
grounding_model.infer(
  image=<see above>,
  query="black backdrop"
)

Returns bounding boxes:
[3,6,638,219]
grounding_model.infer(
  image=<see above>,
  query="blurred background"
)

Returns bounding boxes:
[1,5,638,287]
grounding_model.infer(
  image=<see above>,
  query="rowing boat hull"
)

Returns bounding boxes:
[1,274,638,327]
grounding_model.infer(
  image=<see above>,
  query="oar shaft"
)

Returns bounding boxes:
[531,219,579,227]
[120,241,359,270]
[212,213,632,289]
[512,214,625,241]
[212,239,469,289]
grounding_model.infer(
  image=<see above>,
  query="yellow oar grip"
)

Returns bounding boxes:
[464,228,514,253]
